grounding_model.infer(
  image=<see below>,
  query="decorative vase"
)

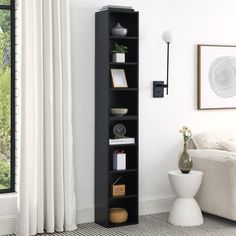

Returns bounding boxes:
[178,143,192,174]
[111,22,128,36]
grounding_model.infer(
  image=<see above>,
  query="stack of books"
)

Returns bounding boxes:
[100,5,134,11]
[109,137,135,145]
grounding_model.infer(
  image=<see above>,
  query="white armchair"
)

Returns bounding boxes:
[188,149,236,220]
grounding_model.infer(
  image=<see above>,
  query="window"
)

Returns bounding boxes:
[0,0,15,193]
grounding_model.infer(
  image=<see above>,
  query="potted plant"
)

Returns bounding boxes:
[112,42,128,63]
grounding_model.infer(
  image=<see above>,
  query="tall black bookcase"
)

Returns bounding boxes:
[95,7,139,228]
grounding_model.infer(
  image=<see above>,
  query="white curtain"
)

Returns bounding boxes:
[17,0,77,235]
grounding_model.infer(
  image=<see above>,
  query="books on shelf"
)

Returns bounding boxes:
[109,137,135,145]
[101,5,133,10]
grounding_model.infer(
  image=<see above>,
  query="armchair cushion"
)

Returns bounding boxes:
[191,131,236,150]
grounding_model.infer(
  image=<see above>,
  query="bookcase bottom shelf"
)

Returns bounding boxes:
[96,220,139,228]
[109,197,138,226]
[106,220,139,228]
[95,196,139,228]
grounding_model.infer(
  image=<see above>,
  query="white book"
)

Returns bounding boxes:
[109,137,135,145]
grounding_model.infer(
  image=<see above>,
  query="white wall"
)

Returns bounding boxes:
[70,0,236,222]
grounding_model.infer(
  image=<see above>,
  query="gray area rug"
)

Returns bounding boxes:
[6,213,236,236]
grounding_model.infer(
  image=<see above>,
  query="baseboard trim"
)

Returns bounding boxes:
[76,194,175,224]
[139,194,175,215]
[76,206,94,224]
[0,195,176,234]
[0,214,16,235]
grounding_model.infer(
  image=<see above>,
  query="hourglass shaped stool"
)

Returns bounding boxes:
[168,170,203,226]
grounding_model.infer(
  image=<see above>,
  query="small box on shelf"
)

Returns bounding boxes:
[112,176,126,197]
[112,184,126,197]
[113,151,126,170]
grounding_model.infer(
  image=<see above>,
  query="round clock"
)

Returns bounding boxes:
[113,123,126,138]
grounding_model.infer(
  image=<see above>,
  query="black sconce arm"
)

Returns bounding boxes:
[153,41,171,98]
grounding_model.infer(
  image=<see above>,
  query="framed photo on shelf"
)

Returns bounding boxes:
[198,44,236,109]
[111,69,128,88]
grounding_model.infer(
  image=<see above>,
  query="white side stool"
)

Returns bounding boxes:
[168,170,203,226]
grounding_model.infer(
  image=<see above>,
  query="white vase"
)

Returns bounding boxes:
[112,53,125,63]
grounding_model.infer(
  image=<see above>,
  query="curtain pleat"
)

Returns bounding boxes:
[34,0,45,233]
[17,0,77,235]
[43,0,55,232]
[52,0,65,231]
[60,0,77,230]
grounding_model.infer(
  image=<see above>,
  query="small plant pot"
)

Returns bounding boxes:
[112,53,125,63]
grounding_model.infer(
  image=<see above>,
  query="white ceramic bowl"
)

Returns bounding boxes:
[110,108,128,116]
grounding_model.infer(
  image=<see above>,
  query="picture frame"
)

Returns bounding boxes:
[198,44,236,109]
[111,69,128,88]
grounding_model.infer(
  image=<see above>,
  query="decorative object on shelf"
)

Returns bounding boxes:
[113,149,126,170]
[153,30,174,98]
[110,108,128,116]
[111,22,128,36]
[109,208,128,224]
[113,123,126,138]
[179,126,192,174]
[111,69,128,88]
[101,5,133,11]
[109,137,135,145]
[112,176,126,197]
[112,42,128,63]
[197,45,236,109]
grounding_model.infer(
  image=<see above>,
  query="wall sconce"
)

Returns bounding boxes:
[153,30,174,98]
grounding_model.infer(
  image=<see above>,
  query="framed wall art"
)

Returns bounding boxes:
[111,69,128,88]
[197,44,236,109]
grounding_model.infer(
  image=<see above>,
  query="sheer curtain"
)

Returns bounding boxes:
[16,0,77,235]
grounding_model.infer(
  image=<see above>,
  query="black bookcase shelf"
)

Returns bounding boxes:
[110,195,138,200]
[110,62,138,65]
[95,7,139,228]
[110,88,137,91]
[109,169,138,174]
[110,36,138,40]
[109,115,138,121]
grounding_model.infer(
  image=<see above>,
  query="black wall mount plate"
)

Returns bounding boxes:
[153,81,167,98]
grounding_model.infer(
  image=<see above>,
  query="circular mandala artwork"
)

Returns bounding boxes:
[209,56,236,98]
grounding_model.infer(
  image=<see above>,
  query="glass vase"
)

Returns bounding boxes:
[178,143,192,174]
